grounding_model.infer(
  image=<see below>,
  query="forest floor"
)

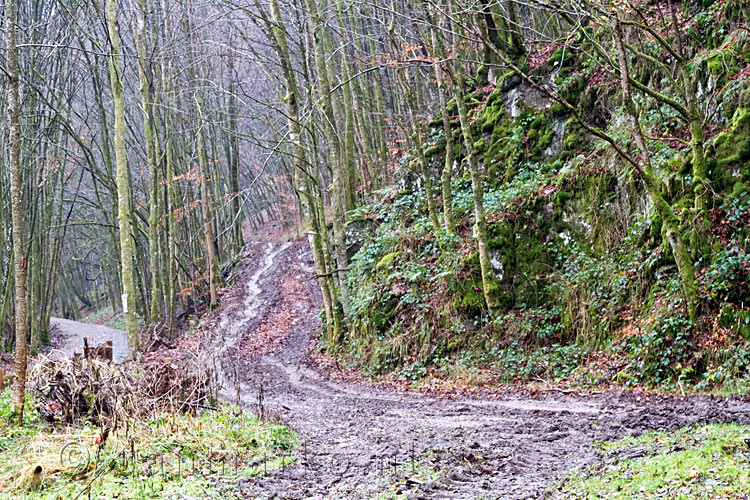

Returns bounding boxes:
[191,240,750,499]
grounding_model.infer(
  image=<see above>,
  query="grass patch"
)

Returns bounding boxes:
[557,423,750,499]
[0,388,296,499]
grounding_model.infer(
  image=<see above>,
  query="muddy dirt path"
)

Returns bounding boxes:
[49,317,129,363]
[198,241,750,499]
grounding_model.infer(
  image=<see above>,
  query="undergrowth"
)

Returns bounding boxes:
[0,388,295,499]
[333,3,750,392]
[556,424,750,499]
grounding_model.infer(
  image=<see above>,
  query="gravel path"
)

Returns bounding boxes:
[194,241,750,499]
[49,316,129,363]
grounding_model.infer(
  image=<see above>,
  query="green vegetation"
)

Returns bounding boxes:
[336,0,750,391]
[0,388,296,499]
[79,306,141,331]
[557,424,750,499]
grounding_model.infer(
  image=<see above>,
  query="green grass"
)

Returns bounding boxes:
[0,389,296,499]
[557,424,750,499]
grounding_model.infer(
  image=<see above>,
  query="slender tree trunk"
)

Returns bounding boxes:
[227,42,244,252]
[6,0,28,423]
[106,0,140,352]
[451,16,499,317]
[185,1,220,308]
[195,104,220,308]
[132,0,162,325]
[430,21,455,233]
[266,0,342,338]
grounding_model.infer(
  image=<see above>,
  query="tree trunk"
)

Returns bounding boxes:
[6,0,28,423]
[612,18,697,319]
[106,0,140,352]
[451,15,500,317]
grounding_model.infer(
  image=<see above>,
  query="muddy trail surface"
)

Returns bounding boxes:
[49,317,129,363]
[198,241,750,499]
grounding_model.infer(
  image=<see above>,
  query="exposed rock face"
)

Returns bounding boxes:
[344,218,376,260]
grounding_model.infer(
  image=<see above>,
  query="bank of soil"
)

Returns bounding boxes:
[194,241,750,499]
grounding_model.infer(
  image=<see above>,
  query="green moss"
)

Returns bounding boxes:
[446,97,458,117]
[423,144,442,157]
[483,118,517,174]
[559,76,585,107]
[550,102,567,117]
[732,181,749,197]
[548,47,574,67]
[538,128,554,151]
[376,251,401,271]
[559,117,585,161]
[452,252,486,316]
[481,88,506,131]
[427,115,443,128]
[530,115,545,130]
[712,106,750,190]
[705,48,740,81]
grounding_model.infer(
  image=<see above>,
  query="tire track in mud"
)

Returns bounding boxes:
[199,241,750,499]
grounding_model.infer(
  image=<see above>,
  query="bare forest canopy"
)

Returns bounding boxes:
[2,0,750,390]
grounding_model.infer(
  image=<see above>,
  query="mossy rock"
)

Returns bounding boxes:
[550,102,568,117]
[559,117,586,161]
[703,48,740,82]
[452,252,486,316]
[376,251,401,271]
[530,114,547,130]
[559,76,586,107]
[481,88,506,131]
[452,285,486,317]
[548,47,575,67]
[713,105,750,189]
[483,119,519,174]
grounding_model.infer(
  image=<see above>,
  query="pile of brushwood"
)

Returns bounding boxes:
[29,352,212,426]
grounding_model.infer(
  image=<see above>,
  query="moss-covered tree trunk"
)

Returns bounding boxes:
[613,18,697,319]
[266,0,341,339]
[304,0,351,319]
[430,19,455,233]
[6,0,28,423]
[106,0,139,352]
[451,16,500,318]
[132,0,161,325]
